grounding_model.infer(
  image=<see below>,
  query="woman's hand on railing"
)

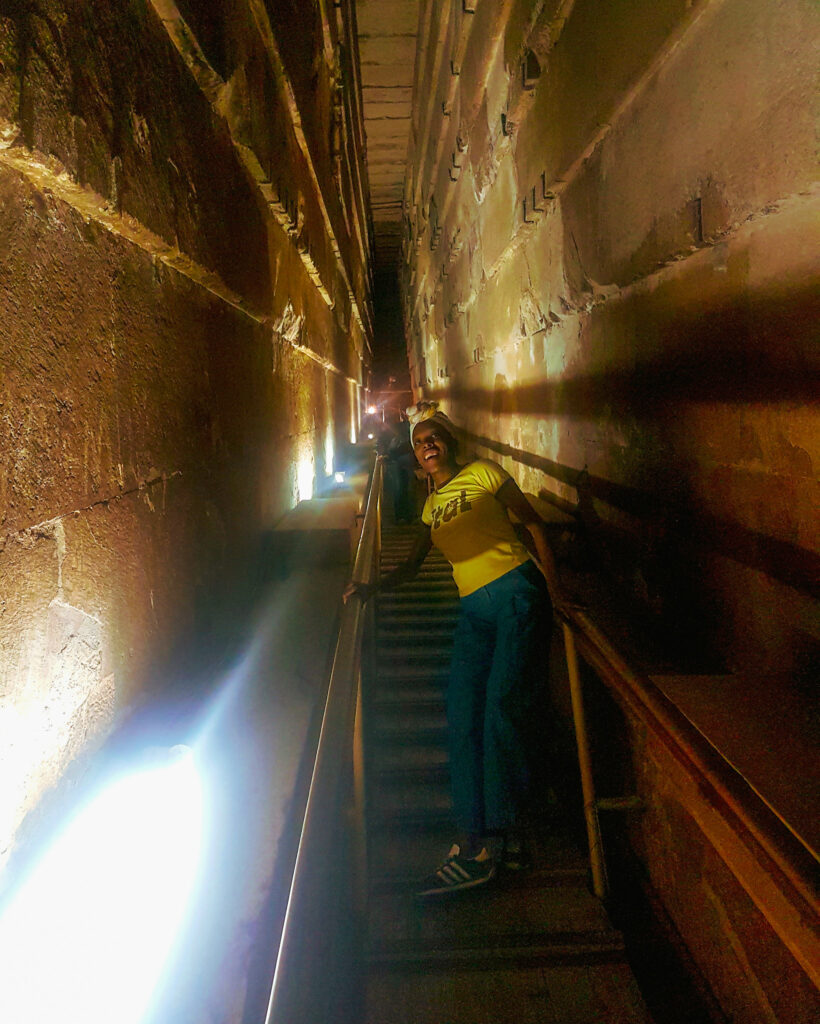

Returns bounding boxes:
[343,580,377,604]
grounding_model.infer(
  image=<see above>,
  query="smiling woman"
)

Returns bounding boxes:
[345,410,569,896]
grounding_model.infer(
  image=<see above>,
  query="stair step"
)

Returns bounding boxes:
[371,701,447,726]
[376,661,449,680]
[369,686,445,708]
[378,593,458,606]
[371,708,447,732]
[369,863,589,896]
[380,580,457,594]
[380,553,447,564]
[376,651,450,667]
[377,622,455,637]
[377,633,454,647]
[374,681,447,699]
[367,822,588,883]
[377,625,456,638]
[367,880,621,953]
[377,608,458,621]
[366,936,627,971]
[371,763,450,785]
[380,564,451,576]
[369,777,452,816]
[371,723,448,747]
[365,962,653,1024]
[371,744,449,772]
[368,806,454,830]
[371,725,449,747]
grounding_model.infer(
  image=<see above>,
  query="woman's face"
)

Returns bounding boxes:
[412,422,454,474]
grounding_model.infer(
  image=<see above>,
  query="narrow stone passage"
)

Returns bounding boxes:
[361,525,652,1023]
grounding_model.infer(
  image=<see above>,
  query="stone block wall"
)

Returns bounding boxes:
[402,0,818,680]
[0,0,372,863]
[400,1,818,1019]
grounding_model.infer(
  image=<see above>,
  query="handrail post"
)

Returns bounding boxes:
[562,620,609,900]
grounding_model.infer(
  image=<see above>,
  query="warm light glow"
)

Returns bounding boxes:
[0,633,115,870]
[367,433,374,440]
[348,381,358,444]
[0,704,47,861]
[324,425,334,478]
[296,452,314,501]
[366,405,377,415]
[0,747,203,1024]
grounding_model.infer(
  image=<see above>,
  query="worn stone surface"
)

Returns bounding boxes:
[403,0,819,676]
[400,0,819,1018]
[0,0,371,870]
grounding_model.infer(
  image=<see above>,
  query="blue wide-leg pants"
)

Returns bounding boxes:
[447,560,551,835]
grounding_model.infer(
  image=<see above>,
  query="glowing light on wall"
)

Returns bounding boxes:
[296,452,314,502]
[0,603,115,870]
[0,747,203,1024]
[324,425,334,478]
[348,381,358,443]
[0,704,47,866]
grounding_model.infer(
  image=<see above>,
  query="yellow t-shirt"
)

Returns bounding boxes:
[421,459,532,597]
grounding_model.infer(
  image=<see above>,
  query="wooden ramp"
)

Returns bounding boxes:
[361,526,654,1024]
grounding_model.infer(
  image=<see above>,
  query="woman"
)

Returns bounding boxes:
[346,411,566,895]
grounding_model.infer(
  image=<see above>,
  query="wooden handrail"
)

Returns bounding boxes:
[559,604,820,987]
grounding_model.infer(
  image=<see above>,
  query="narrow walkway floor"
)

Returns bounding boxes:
[361,525,654,1023]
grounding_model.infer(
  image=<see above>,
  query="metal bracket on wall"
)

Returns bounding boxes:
[522,49,541,90]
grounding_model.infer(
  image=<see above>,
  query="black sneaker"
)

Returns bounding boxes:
[416,844,496,897]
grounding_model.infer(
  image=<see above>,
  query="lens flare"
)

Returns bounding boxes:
[0,747,203,1024]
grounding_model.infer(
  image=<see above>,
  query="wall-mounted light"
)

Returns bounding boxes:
[0,747,203,1024]
[296,452,314,502]
[325,425,335,478]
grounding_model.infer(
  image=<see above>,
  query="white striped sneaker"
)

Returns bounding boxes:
[415,844,496,897]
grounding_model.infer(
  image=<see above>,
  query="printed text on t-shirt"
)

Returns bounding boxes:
[430,489,473,530]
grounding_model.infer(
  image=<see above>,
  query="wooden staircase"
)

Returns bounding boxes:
[361,525,655,1023]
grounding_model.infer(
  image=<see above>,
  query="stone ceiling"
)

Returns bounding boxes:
[356,0,420,270]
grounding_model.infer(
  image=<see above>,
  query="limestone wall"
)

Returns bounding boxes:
[0,0,371,863]
[402,0,818,681]
[400,1,819,1018]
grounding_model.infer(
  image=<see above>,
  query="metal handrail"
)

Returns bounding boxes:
[264,456,383,1024]
[557,603,820,987]
[261,449,817,1011]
